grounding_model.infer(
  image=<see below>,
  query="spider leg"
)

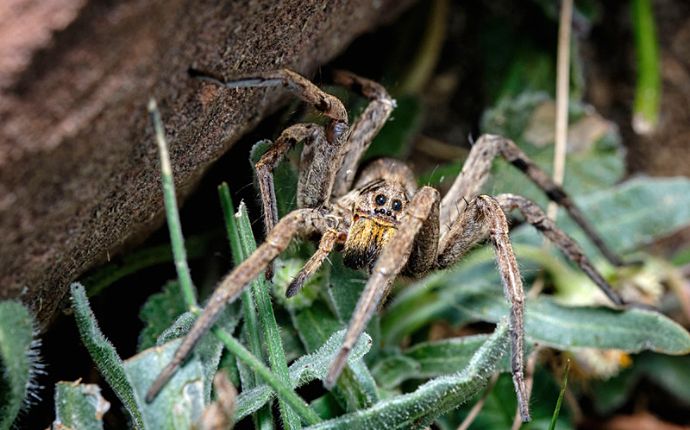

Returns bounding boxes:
[286,228,339,298]
[192,68,352,211]
[494,193,624,305]
[146,208,335,403]
[436,195,530,422]
[255,124,325,234]
[189,67,348,123]
[325,186,440,389]
[439,134,625,267]
[330,71,397,197]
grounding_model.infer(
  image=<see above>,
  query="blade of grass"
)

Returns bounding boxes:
[548,360,571,430]
[148,99,197,311]
[228,188,303,429]
[218,184,271,428]
[631,0,661,134]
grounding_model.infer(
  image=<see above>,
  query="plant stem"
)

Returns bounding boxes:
[206,323,321,425]
[631,0,661,134]
[548,359,571,430]
[148,98,197,311]
[236,200,303,429]
[547,0,572,222]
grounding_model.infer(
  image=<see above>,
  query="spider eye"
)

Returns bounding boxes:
[375,194,387,206]
[392,199,403,211]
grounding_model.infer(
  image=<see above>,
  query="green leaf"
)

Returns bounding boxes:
[325,255,368,323]
[53,381,109,430]
[440,368,571,430]
[452,293,690,355]
[372,334,514,390]
[0,301,40,430]
[235,328,372,421]
[124,339,206,429]
[70,283,146,429]
[510,177,690,257]
[560,177,690,255]
[153,307,240,404]
[292,306,379,411]
[138,280,187,351]
[305,320,510,430]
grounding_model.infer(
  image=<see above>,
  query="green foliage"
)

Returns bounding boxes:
[307,321,510,429]
[372,334,524,389]
[0,301,40,430]
[53,381,109,430]
[137,280,187,351]
[70,283,146,429]
[124,339,206,429]
[235,329,372,421]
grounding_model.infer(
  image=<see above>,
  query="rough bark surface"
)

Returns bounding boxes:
[0,0,412,328]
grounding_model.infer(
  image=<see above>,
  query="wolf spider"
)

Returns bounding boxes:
[146,69,627,421]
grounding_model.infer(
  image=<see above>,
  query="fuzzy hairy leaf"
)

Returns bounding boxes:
[305,320,510,430]
[124,339,206,429]
[70,283,146,429]
[540,177,690,256]
[235,328,372,421]
[53,381,109,430]
[453,293,690,354]
[293,306,379,411]
[373,334,511,390]
[0,301,39,430]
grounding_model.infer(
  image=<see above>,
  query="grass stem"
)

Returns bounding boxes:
[631,0,661,134]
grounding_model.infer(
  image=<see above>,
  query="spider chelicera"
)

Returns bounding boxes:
[146,69,627,421]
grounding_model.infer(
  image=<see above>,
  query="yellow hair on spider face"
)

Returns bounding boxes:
[343,216,396,270]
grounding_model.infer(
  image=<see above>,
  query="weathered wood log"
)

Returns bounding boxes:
[0,0,413,328]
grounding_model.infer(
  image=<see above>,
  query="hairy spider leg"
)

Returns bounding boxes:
[330,70,397,197]
[189,68,348,122]
[436,195,529,422]
[495,194,624,305]
[145,208,335,403]
[286,228,339,297]
[440,134,626,268]
[255,124,324,234]
[324,186,440,389]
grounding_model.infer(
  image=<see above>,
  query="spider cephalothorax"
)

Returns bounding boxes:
[146,68,629,422]
[343,159,414,270]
